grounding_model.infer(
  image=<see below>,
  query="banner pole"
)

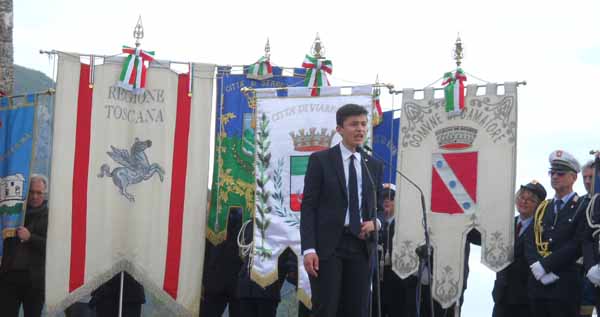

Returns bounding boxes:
[118,271,124,317]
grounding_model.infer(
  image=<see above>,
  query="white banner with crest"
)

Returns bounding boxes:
[393,83,518,308]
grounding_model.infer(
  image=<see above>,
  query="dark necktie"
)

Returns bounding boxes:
[349,155,361,236]
[555,200,563,214]
[515,221,522,239]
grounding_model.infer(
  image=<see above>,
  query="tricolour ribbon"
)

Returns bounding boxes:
[302,54,332,96]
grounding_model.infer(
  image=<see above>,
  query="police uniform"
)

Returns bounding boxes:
[582,156,600,316]
[492,181,546,317]
[525,150,588,317]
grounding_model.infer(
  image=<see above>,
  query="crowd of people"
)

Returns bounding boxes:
[1,104,599,317]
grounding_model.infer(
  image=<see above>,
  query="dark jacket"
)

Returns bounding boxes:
[492,217,533,305]
[300,144,384,260]
[90,272,145,305]
[583,194,600,272]
[202,208,244,295]
[524,195,588,302]
[0,201,48,290]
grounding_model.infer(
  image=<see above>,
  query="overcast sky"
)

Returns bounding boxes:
[15,0,600,315]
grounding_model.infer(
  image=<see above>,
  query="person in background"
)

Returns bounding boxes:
[0,174,49,317]
[89,272,145,317]
[200,207,243,317]
[492,181,546,317]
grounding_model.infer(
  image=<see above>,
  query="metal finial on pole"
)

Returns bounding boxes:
[311,33,325,59]
[133,16,144,48]
[264,37,271,61]
[453,33,464,67]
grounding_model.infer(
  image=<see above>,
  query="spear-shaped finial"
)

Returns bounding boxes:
[311,33,325,59]
[133,15,144,48]
[453,33,464,67]
[264,38,271,61]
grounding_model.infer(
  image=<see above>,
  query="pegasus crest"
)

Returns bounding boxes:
[98,138,165,202]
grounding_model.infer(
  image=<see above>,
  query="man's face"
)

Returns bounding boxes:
[583,167,593,194]
[516,190,538,218]
[550,170,577,193]
[336,114,368,150]
[28,179,46,208]
[383,198,395,219]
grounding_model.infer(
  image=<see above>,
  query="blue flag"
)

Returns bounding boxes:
[207,66,306,245]
[0,94,37,258]
[373,110,400,184]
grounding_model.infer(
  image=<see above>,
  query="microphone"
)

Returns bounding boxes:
[361,144,434,317]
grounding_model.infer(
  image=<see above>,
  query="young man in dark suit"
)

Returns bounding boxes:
[525,150,588,317]
[492,181,546,317]
[300,104,384,317]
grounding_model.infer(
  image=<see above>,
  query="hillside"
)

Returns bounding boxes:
[14,64,54,94]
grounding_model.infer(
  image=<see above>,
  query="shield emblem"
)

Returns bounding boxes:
[431,152,478,214]
[290,156,309,211]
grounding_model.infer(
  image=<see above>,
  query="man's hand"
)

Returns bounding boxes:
[587,265,600,286]
[540,272,560,285]
[530,261,546,280]
[17,227,31,242]
[359,220,376,240]
[304,253,319,277]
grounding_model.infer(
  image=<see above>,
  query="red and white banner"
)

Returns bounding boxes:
[392,84,518,308]
[46,53,214,316]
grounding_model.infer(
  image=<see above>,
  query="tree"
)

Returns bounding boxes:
[0,0,13,95]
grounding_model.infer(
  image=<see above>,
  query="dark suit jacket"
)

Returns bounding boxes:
[493,217,532,305]
[583,194,599,272]
[524,195,587,302]
[300,144,384,260]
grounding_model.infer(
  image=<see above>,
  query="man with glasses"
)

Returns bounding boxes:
[493,180,546,317]
[525,150,587,317]
[0,174,49,317]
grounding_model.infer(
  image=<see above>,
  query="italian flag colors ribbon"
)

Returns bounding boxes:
[117,46,155,94]
[442,68,467,114]
[372,87,383,126]
[302,54,332,96]
[246,56,273,80]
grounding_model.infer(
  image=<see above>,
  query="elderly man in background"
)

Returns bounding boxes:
[0,174,49,317]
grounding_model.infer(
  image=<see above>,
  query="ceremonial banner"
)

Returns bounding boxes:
[0,94,37,259]
[392,83,518,308]
[207,66,305,245]
[251,86,373,307]
[46,53,214,316]
[373,110,400,184]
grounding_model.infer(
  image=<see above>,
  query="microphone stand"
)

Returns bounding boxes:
[358,147,381,317]
[363,145,435,317]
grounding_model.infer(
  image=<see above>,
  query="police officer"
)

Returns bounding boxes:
[493,181,546,317]
[525,150,587,317]
[582,155,600,315]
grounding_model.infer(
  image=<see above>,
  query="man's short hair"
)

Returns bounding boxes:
[30,174,49,193]
[336,104,368,126]
[583,160,595,171]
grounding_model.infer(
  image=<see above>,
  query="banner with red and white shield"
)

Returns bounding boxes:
[46,53,214,316]
[393,83,518,308]
[251,86,373,308]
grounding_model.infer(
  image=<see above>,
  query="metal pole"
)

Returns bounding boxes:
[118,271,124,317]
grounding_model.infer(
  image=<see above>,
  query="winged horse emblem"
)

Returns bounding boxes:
[98,138,165,202]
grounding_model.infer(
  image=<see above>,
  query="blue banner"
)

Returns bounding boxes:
[373,110,400,184]
[0,94,37,257]
[207,66,306,245]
